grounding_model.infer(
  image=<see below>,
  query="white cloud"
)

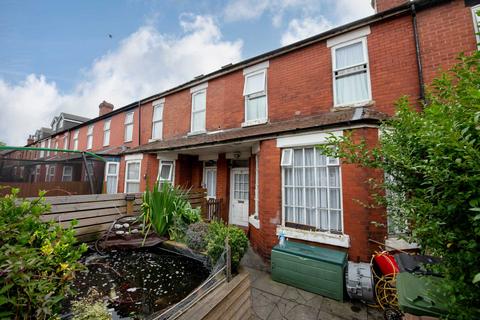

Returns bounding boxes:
[280,16,332,46]
[0,15,243,145]
[335,0,375,25]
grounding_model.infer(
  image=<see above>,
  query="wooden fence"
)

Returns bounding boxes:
[37,188,208,242]
[176,268,251,320]
[1,181,91,197]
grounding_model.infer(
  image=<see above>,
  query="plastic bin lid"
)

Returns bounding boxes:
[272,240,347,265]
[396,273,448,317]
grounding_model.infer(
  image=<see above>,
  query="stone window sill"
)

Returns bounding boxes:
[249,214,260,229]
[276,226,350,248]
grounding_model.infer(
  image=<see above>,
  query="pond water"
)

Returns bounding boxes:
[69,248,210,319]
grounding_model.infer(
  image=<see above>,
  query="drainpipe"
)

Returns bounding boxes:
[138,100,141,146]
[411,3,425,103]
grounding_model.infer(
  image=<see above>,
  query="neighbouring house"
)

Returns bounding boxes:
[2,0,479,262]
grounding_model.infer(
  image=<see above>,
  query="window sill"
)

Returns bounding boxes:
[241,119,268,127]
[148,138,162,143]
[187,130,206,136]
[276,226,350,248]
[333,100,374,109]
[385,237,419,250]
[249,214,260,229]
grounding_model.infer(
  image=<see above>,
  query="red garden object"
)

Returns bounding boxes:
[374,252,399,276]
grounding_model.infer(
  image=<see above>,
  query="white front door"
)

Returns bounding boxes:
[229,168,249,226]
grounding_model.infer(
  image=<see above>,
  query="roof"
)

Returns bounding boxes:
[28,0,444,144]
[60,112,91,123]
[128,108,388,154]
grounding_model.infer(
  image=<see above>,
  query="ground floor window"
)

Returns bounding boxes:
[204,166,217,199]
[62,166,72,182]
[105,162,119,194]
[125,161,141,193]
[46,165,56,182]
[281,147,342,233]
[158,160,174,186]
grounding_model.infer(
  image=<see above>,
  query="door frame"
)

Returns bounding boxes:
[229,167,249,226]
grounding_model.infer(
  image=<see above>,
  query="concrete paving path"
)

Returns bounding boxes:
[241,247,384,320]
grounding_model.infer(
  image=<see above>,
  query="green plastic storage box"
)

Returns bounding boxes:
[271,241,347,301]
[397,273,448,317]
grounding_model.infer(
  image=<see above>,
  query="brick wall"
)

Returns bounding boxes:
[374,0,407,12]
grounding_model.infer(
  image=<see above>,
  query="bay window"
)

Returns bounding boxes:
[281,147,342,233]
[332,38,371,107]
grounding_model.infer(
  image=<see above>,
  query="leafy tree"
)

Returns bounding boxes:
[318,51,480,319]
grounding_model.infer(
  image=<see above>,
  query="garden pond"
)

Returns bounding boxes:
[66,247,210,319]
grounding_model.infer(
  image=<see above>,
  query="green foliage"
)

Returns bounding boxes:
[71,289,111,320]
[318,51,480,319]
[140,183,201,244]
[206,221,249,271]
[186,221,209,251]
[0,188,87,319]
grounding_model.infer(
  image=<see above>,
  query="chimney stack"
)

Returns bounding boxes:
[27,135,35,145]
[99,100,114,116]
[371,0,409,13]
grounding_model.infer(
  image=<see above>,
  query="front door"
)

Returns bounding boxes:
[229,168,249,226]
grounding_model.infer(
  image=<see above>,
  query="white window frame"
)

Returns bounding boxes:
[242,67,268,126]
[54,140,58,155]
[203,164,217,199]
[46,165,56,182]
[105,161,119,194]
[63,133,69,150]
[157,160,175,185]
[152,101,164,140]
[331,37,372,107]
[35,165,41,182]
[125,160,141,193]
[124,111,134,142]
[46,139,51,157]
[103,119,111,146]
[472,5,480,45]
[73,130,79,150]
[86,125,94,150]
[39,140,46,158]
[190,88,207,134]
[62,166,73,182]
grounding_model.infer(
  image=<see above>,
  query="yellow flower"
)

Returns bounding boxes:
[58,263,69,272]
[41,243,53,256]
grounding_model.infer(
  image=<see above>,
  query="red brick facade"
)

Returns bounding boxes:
[5,0,479,262]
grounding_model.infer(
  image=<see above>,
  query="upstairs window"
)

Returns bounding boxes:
[472,5,480,46]
[103,119,111,146]
[243,65,268,125]
[191,89,206,133]
[152,101,164,140]
[332,38,371,107]
[124,112,134,142]
[86,125,94,149]
[39,140,46,158]
[46,139,51,157]
[73,130,79,150]
[54,140,58,155]
[63,133,69,149]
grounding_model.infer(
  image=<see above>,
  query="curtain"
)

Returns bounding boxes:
[336,72,369,105]
[335,42,364,69]
[246,95,266,122]
[244,72,265,95]
[106,176,117,194]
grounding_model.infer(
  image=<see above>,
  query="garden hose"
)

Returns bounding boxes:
[369,251,401,311]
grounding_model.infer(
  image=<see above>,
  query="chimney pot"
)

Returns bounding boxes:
[99,101,114,116]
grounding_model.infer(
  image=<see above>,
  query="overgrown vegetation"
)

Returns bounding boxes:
[0,188,87,319]
[318,51,480,319]
[185,221,209,251]
[71,289,111,320]
[206,221,249,271]
[140,183,201,244]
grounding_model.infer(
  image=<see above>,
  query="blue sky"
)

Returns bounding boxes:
[0,0,374,145]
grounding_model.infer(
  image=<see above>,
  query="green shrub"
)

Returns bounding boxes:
[141,183,201,244]
[0,188,87,319]
[185,221,209,251]
[318,51,480,319]
[206,221,249,271]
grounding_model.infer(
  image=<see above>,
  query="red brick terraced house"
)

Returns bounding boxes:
[4,0,480,262]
